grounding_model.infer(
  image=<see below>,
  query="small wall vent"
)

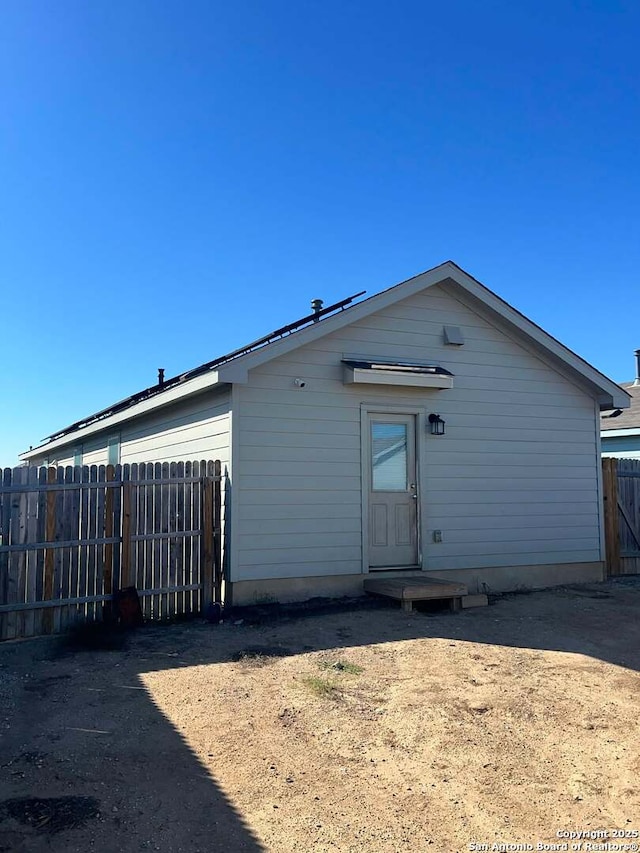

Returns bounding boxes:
[443,325,464,346]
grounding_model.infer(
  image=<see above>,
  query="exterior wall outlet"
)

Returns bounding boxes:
[433,530,443,543]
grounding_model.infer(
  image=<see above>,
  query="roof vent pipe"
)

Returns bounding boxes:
[158,368,165,387]
[634,350,640,386]
[311,298,323,322]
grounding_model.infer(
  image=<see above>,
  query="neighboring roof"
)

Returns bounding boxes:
[601,382,640,432]
[21,260,631,460]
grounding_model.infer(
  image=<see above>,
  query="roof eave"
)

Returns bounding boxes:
[20,369,225,461]
[597,387,633,411]
[440,266,631,413]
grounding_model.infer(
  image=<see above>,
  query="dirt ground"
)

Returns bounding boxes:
[1,580,640,853]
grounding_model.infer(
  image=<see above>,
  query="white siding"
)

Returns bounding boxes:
[29,388,231,471]
[234,283,601,582]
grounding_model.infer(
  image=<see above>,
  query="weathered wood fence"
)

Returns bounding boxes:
[602,457,640,576]
[0,461,222,640]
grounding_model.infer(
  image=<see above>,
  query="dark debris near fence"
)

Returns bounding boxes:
[0,796,100,834]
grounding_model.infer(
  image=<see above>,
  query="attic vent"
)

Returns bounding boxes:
[443,325,464,346]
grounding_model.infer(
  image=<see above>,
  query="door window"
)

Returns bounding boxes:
[371,423,408,491]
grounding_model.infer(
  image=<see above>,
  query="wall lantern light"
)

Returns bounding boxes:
[428,413,446,436]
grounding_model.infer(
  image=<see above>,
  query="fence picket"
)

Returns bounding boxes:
[168,461,178,619]
[152,463,162,619]
[201,460,214,613]
[121,464,132,590]
[68,466,82,628]
[130,464,140,590]
[0,469,11,639]
[143,463,154,620]
[191,461,199,615]
[183,461,193,614]
[112,464,123,595]
[6,468,26,639]
[24,466,40,637]
[58,466,74,632]
[134,464,146,602]
[213,460,222,605]
[34,467,47,636]
[160,462,170,620]
[51,467,66,633]
[87,466,99,625]
[78,466,90,622]
[176,461,185,616]
[103,465,115,621]
[42,468,57,634]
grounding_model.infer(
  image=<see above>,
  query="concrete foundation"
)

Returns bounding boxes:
[228,561,605,607]
[461,594,489,609]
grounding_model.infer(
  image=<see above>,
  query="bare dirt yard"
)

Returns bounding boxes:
[1,580,640,853]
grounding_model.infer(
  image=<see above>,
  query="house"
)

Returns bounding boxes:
[600,351,640,459]
[21,262,630,605]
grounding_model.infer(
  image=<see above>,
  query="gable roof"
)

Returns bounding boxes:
[601,382,640,433]
[21,260,630,460]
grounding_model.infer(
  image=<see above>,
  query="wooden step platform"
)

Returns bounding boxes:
[364,575,468,612]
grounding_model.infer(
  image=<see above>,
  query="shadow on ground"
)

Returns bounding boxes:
[1,577,639,851]
[0,634,265,852]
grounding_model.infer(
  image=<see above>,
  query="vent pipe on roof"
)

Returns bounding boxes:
[311,299,323,322]
[158,368,165,387]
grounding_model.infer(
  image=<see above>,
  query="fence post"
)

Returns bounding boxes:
[602,457,620,576]
[200,475,214,612]
[43,467,57,633]
[213,460,222,605]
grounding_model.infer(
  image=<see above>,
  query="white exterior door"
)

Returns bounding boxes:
[368,414,418,568]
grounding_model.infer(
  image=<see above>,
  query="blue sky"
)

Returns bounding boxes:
[2,0,639,465]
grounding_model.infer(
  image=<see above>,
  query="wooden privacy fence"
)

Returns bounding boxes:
[0,460,222,640]
[602,457,640,576]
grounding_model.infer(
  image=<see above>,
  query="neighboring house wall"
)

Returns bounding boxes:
[601,436,640,459]
[29,388,232,472]
[232,283,603,600]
